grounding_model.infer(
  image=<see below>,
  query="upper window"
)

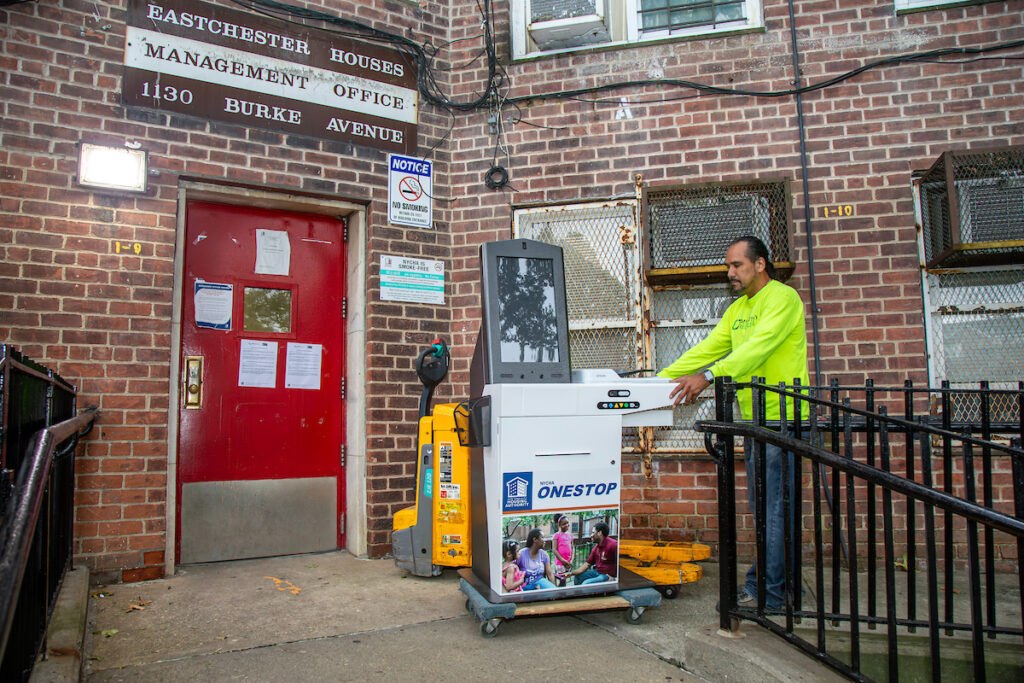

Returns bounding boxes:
[511,0,763,60]
[894,0,982,11]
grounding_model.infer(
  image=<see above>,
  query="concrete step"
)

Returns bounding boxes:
[30,566,89,683]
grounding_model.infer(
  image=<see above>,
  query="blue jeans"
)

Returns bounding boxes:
[573,569,611,585]
[523,577,556,590]
[744,436,798,609]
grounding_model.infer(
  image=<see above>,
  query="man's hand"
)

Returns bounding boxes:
[668,373,712,407]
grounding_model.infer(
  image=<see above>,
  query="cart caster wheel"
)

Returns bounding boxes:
[658,584,680,599]
[626,607,643,624]
[480,620,500,638]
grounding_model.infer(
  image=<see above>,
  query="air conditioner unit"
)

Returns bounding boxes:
[527,0,610,51]
[919,147,1024,269]
[653,196,770,268]
[643,180,794,284]
[643,183,794,286]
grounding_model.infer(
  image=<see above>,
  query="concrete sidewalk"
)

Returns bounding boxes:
[82,551,843,682]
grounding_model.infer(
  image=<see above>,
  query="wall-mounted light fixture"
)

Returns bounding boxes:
[76,142,149,193]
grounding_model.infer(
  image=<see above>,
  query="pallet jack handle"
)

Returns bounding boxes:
[416,338,449,419]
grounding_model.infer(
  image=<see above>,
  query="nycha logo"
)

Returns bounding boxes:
[502,472,532,512]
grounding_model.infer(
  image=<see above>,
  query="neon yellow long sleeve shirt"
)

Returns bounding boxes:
[657,279,810,421]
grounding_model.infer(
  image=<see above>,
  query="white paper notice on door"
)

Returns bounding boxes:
[238,339,278,388]
[194,280,232,330]
[285,342,323,390]
[254,229,290,276]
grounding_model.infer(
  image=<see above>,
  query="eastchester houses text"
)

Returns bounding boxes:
[143,1,409,136]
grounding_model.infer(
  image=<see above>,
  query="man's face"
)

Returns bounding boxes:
[591,527,603,543]
[725,242,763,297]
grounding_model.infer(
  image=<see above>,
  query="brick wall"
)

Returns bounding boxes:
[2,0,1022,579]
[444,0,1024,554]
[0,0,455,579]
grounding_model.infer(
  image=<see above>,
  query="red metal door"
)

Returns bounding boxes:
[177,201,345,564]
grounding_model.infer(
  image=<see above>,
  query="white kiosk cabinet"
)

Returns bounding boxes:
[475,371,673,602]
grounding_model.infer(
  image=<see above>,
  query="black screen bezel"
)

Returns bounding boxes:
[479,239,571,385]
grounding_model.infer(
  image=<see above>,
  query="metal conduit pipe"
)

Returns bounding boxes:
[785,0,822,389]
[785,0,850,564]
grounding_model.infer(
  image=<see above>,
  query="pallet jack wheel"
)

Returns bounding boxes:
[625,607,644,625]
[657,584,680,599]
[480,619,501,638]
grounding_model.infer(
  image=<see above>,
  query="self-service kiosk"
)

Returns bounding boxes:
[463,238,675,603]
[393,238,675,607]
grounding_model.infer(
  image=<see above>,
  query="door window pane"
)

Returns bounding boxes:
[243,287,292,333]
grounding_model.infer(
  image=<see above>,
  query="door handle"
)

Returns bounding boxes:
[184,356,203,409]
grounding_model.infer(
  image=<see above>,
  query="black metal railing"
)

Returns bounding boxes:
[698,377,1024,682]
[0,346,98,682]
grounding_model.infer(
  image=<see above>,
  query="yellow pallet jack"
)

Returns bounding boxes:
[618,540,711,599]
[391,339,474,577]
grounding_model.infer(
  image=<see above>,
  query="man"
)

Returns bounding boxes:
[658,235,809,609]
[567,522,617,585]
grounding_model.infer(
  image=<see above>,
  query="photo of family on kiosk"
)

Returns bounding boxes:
[499,509,618,594]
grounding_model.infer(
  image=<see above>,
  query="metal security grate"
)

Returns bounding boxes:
[644,180,791,284]
[922,267,1024,423]
[515,188,787,453]
[649,286,733,450]
[530,0,600,22]
[919,146,1024,269]
[639,0,746,33]
[514,201,644,373]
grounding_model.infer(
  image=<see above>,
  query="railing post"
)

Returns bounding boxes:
[865,379,877,629]
[715,376,739,633]
[979,381,996,638]
[829,378,841,622]
[1011,435,1024,647]
[780,379,793,629]
[919,427,941,679]
[962,430,986,681]
[842,398,860,671]
[904,379,917,631]
[752,377,767,612]
[791,378,804,614]
[941,379,954,635]
[878,408,900,682]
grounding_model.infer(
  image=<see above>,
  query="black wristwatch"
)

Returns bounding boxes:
[703,369,714,383]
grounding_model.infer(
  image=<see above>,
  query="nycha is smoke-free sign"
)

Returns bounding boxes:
[388,154,432,228]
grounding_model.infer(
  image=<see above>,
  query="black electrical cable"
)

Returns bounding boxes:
[484,165,509,190]
[229,0,504,113]
[505,38,1024,105]
[228,0,508,194]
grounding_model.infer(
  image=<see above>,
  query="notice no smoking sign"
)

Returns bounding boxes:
[388,154,432,229]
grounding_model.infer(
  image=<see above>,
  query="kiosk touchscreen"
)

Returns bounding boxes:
[469,238,570,396]
[467,239,674,603]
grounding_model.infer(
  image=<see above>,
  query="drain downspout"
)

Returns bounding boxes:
[786,0,822,388]
[786,0,850,566]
